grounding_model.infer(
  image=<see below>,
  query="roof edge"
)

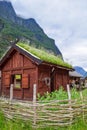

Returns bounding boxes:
[0,44,43,68]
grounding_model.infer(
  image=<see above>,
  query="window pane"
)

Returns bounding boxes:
[15,74,21,88]
[15,75,21,80]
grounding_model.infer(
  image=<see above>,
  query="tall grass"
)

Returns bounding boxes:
[0,111,32,130]
[0,111,87,130]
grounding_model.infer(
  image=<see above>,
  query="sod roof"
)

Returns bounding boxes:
[17,42,72,69]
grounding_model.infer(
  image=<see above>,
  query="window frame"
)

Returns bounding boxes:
[11,74,22,89]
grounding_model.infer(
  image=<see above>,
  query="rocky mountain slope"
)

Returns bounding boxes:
[0,0,62,58]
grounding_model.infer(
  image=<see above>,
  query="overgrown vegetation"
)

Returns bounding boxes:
[17,42,72,68]
[0,111,32,130]
[37,87,87,101]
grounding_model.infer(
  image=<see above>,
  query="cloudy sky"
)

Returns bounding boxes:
[9,0,87,70]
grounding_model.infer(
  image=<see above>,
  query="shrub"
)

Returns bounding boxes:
[38,87,87,101]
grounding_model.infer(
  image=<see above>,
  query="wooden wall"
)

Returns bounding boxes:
[1,50,38,100]
[56,69,69,90]
[38,65,51,96]
[38,65,69,96]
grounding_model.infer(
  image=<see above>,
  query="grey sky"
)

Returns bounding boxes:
[10,0,87,70]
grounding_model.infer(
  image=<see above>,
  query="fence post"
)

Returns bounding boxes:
[33,84,37,103]
[80,90,83,100]
[67,84,73,124]
[67,84,71,101]
[33,84,37,126]
[10,84,13,101]
[79,90,84,121]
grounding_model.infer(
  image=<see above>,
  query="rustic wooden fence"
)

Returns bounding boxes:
[0,84,87,128]
[0,96,87,128]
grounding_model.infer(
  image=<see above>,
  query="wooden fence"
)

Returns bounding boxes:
[0,84,87,128]
[0,97,87,128]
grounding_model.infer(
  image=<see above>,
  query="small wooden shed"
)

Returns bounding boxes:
[69,71,82,88]
[0,43,72,100]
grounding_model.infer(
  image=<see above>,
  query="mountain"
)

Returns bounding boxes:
[0,0,62,58]
[74,66,86,77]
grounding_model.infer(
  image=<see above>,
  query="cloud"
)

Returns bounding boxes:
[10,0,87,70]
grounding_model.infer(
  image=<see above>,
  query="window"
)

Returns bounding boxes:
[11,74,29,89]
[11,74,21,89]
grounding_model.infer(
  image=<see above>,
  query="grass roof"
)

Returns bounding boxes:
[17,42,72,69]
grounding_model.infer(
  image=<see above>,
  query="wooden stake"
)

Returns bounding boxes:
[80,90,84,121]
[33,84,37,103]
[10,84,13,101]
[67,84,73,124]
[80,90,83,100]
[67,84,71,100]
[33,84,37,126]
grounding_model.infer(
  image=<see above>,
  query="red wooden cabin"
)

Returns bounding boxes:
[0,44,72,100]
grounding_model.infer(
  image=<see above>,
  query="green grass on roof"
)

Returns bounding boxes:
[17,42,72,69]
